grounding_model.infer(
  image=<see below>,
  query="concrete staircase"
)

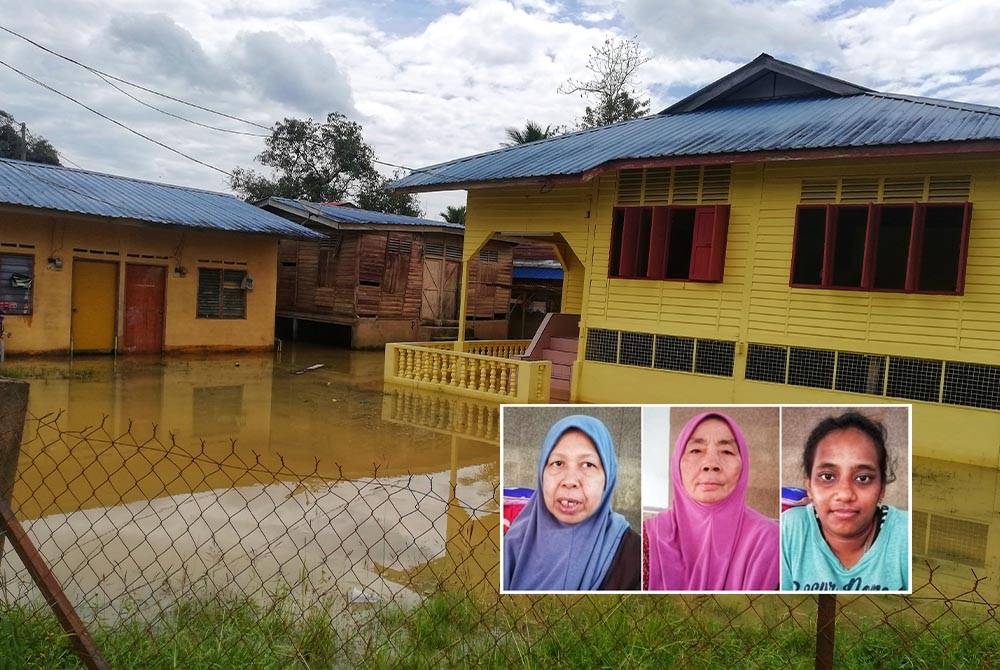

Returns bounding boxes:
[543,336,577,402]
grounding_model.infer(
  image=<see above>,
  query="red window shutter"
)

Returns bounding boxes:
[620,208,641,277]
[647,206,669,279]
[955,202,972,294]
[905,204,926,292]
[821,206,836,286]
[688,205,730,281]
[861,205,880,289]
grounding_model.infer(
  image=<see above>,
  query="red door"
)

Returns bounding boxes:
[124,264,165,353]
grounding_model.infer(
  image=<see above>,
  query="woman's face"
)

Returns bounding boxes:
[541,429,606,525]
[805,427,885,543]
[680,417,742,504]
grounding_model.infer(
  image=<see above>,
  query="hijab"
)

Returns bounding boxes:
[645,412,779,591]
[503,415,631,591]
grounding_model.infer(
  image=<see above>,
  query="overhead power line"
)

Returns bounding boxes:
[0,25,450,181]
[0,58,232,176]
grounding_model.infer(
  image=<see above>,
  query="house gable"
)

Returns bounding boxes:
[662,53,871,114]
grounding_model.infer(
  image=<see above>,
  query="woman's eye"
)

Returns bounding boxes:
[817,473,835,482]
[548,460,563,468]
[856,474,873,483]
[687,448,702,454]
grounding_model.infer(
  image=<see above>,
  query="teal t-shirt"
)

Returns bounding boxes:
[781,504,909,592]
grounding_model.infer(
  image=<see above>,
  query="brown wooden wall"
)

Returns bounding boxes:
[276,230,512,324]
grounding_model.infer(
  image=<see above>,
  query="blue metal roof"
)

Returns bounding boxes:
[264,196,464,231]
[392,92,1000,191]
[513,266,563,280]
[0,158,322,238]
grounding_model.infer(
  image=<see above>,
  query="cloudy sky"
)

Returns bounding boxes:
[2,0,999,219]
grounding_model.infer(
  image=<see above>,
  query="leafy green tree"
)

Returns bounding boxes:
[559,36,651,128]
[502,121,563,147]
[439,205,466,224]
[0,110,61,165]
[231,112,422,216]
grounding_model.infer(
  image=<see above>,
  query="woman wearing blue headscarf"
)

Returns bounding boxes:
[503,415,640,591]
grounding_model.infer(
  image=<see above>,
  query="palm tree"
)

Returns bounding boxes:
[440,205,466,225]
[502,120,563,147]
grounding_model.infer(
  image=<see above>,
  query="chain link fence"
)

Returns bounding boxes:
[1,404,998,668]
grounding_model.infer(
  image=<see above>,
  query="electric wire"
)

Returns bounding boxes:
[0,57,233,176]
[0,24,453,180]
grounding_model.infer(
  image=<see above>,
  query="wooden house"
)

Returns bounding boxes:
[260,198,513,348]
[0,158,319,355]
[386,53,1000,469]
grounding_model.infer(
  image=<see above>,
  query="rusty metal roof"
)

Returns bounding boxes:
[0,158,321,238]
[263,197,464,232]
[392,56,1000,192]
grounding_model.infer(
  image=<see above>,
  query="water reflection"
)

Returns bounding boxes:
[2,345,501,607]
[912,456,1000,600]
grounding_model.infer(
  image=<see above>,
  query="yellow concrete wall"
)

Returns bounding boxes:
[0,210,278,354]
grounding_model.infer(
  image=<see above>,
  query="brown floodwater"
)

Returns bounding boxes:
[3,345,999,604]
[2,344,502,605]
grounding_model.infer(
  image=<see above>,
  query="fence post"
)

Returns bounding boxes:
[0,377,28,556]
[815,594,837,670]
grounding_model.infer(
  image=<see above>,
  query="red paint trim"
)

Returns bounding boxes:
[861,205,880,288]
[580,141,1000,182]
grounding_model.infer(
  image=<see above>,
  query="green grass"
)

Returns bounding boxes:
[1,594,997,669]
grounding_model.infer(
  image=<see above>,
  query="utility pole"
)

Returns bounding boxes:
[19,122,26,160]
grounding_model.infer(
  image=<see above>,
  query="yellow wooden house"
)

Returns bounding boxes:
[385,54,1000,471]
[0,158,319,355]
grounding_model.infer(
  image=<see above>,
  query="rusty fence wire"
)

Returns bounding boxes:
[1,408,999,669]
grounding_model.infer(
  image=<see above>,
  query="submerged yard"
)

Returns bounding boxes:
[1,344,998,668]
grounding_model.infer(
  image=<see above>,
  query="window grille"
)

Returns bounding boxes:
[671,166,701,204]
[643,169,671,204]
[788,347,835,389]
[620,332,654,367]
[694,339,735,377]
[617,170,643,205]
[197,268,246,319]
[653,335,694,372]
[0,252,33,315]
[840,177,879,203]
[584,328,619,364]
[424,242,444,258]
[942,362,1000,410]
[616,165,731,206]
[478,248,499,263]
[700,165,732,203]
[926,515,988,568]
[835,352,886,395]
[882,176,925,202]
[745,344,787,383]
[886,356,942,403]
[928,175,972,201]
[387,238,412,255]
[800,178,837,203]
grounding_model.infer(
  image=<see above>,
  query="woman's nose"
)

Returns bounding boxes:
[833,482,855,500]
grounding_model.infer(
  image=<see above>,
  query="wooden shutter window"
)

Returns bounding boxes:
[688,205,730,282]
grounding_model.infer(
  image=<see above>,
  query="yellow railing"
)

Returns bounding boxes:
[459,340,530,358]
[384,342,551,403]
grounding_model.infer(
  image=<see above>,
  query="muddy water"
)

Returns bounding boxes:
[2,344,501,608]
[4,345,1000,604]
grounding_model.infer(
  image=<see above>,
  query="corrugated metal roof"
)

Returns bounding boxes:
[392,92,1000,191]
[0,158,322,238]
[265,196,464,231]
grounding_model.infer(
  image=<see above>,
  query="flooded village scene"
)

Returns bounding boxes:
[3,2,1000,668]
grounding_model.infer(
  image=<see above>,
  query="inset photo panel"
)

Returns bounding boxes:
[501,405,641,593]
[780,405,912,594]
[642,406,781,592]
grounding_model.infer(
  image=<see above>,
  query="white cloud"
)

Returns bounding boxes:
[622,0,841,65]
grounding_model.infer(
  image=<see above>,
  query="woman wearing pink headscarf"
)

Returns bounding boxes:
[644,411,779,591]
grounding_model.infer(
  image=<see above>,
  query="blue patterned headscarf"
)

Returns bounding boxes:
[503,415,631,591]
